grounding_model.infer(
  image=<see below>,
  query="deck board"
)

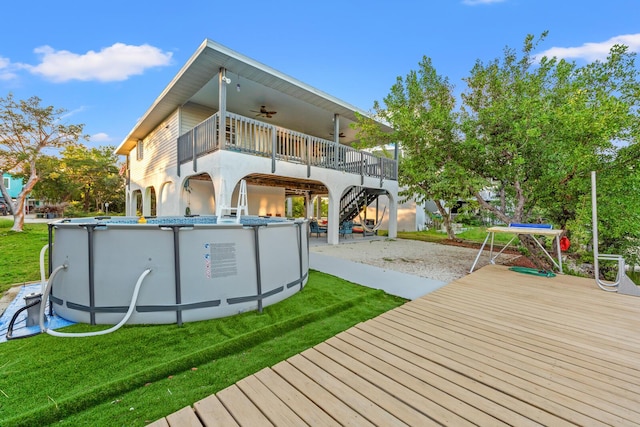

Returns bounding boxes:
[288,349,413,426]
[148,265,640,426]
[193,394,239,427]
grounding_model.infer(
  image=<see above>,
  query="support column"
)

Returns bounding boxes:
[305,194,312,219]
[286,197,293,217]
[327,189,340,245]
[387,192,398,239]
[219,67,228,148]
[333,114,340,170]
[143,188,152,217]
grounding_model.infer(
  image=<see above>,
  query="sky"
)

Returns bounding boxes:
[1,0,639,150]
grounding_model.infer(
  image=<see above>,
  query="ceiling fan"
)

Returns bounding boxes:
[251,105,277,118]
[330,131,345,138]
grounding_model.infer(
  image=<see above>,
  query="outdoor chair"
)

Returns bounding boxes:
[339,221,353,238]
[309,220,327,237]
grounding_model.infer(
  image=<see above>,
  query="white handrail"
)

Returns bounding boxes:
[592,171,624,292]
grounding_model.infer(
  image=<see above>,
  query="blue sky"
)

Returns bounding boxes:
[1,0,638,149]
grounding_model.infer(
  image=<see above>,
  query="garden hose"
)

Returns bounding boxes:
[508,267,556,277]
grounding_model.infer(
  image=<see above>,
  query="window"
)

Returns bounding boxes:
[2,177,9,189]
[136,140,144,161]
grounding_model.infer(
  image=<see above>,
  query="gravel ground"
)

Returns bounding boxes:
[310,238,520,283]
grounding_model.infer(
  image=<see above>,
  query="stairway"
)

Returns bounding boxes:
[339,187,385,224]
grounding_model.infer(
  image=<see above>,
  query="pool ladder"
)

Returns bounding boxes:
[216,179,248,224]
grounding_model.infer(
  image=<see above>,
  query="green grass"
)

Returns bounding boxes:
[0,271,405,426]
[0,217,404,424]
[0,219,50,293]
[398,226,516,245]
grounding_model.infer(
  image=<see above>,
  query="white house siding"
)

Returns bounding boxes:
[128,111,180,215]
[128,113,399,240]
[180,103,215,135]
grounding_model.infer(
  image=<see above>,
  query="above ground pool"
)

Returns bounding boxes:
[47,216,309,325]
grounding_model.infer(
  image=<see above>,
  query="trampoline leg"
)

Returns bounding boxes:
[470,233,491,273]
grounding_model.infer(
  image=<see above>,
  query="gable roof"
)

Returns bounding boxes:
[116,39,391,155]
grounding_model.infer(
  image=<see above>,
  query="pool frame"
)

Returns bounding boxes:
[47,216,309,325]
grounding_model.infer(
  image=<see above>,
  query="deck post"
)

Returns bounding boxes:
[219,67,227,149]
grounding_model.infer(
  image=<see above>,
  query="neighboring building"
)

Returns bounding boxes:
[116,39,399,244]
[1,172,23,214]
[2,172,22,198]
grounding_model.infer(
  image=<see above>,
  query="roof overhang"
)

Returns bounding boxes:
[116,39,392,155]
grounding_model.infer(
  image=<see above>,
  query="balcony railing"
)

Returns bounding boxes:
[177,112,397,182]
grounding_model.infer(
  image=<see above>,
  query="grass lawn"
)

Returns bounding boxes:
[0,217,406,425]
[398,226,516,245]
[0,219,50,293]
[0,270,406,426]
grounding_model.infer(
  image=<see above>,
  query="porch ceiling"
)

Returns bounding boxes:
[244,174,328,197]
[117,39,392,155]
[186,172,328,197]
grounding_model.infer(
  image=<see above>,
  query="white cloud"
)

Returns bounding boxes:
[91,132,112,142]
[26,43,173,82]
[536,33,640,62]
[0,56,19,80]
[462,0,505,5]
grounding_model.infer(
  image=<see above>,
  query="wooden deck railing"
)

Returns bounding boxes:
[177,112,397,181]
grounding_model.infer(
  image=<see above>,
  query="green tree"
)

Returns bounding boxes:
[355,57,472,239]
[29,154,76,203]
[62,145,124,212]
[459,33,640,267]
[0,94,86,231]
[32,145,125,213]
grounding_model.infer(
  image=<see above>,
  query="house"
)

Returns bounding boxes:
[115,39,399,244]
[1,172,24,214]
[2,172,22,199]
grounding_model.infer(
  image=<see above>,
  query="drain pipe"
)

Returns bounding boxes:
[40,268,152,337]
[39,243,50,295]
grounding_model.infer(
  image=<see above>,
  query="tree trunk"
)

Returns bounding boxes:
[434,200,457,240]
[473,191,510,224]
[83,188,91,212]
[11,208,25,232]
[11,165,38,232]
[518,234,554,270]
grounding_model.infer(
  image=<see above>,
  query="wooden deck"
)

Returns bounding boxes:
[149,265,640,426]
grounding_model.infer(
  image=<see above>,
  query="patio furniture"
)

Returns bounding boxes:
[339,221,353,238]
[309,220,327,237]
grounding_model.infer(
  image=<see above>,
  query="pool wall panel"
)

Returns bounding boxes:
[49,217,309,325]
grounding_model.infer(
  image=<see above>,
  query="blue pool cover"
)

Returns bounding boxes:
[0,283,75,343]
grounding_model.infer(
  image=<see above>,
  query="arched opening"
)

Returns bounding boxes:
[242,173,328,219]
[144,187,157,217]
[340,186,389,236]
[131,189,143,216]
[182,173,215,216]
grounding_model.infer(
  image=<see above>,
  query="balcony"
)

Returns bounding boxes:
[177,112,397,182]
